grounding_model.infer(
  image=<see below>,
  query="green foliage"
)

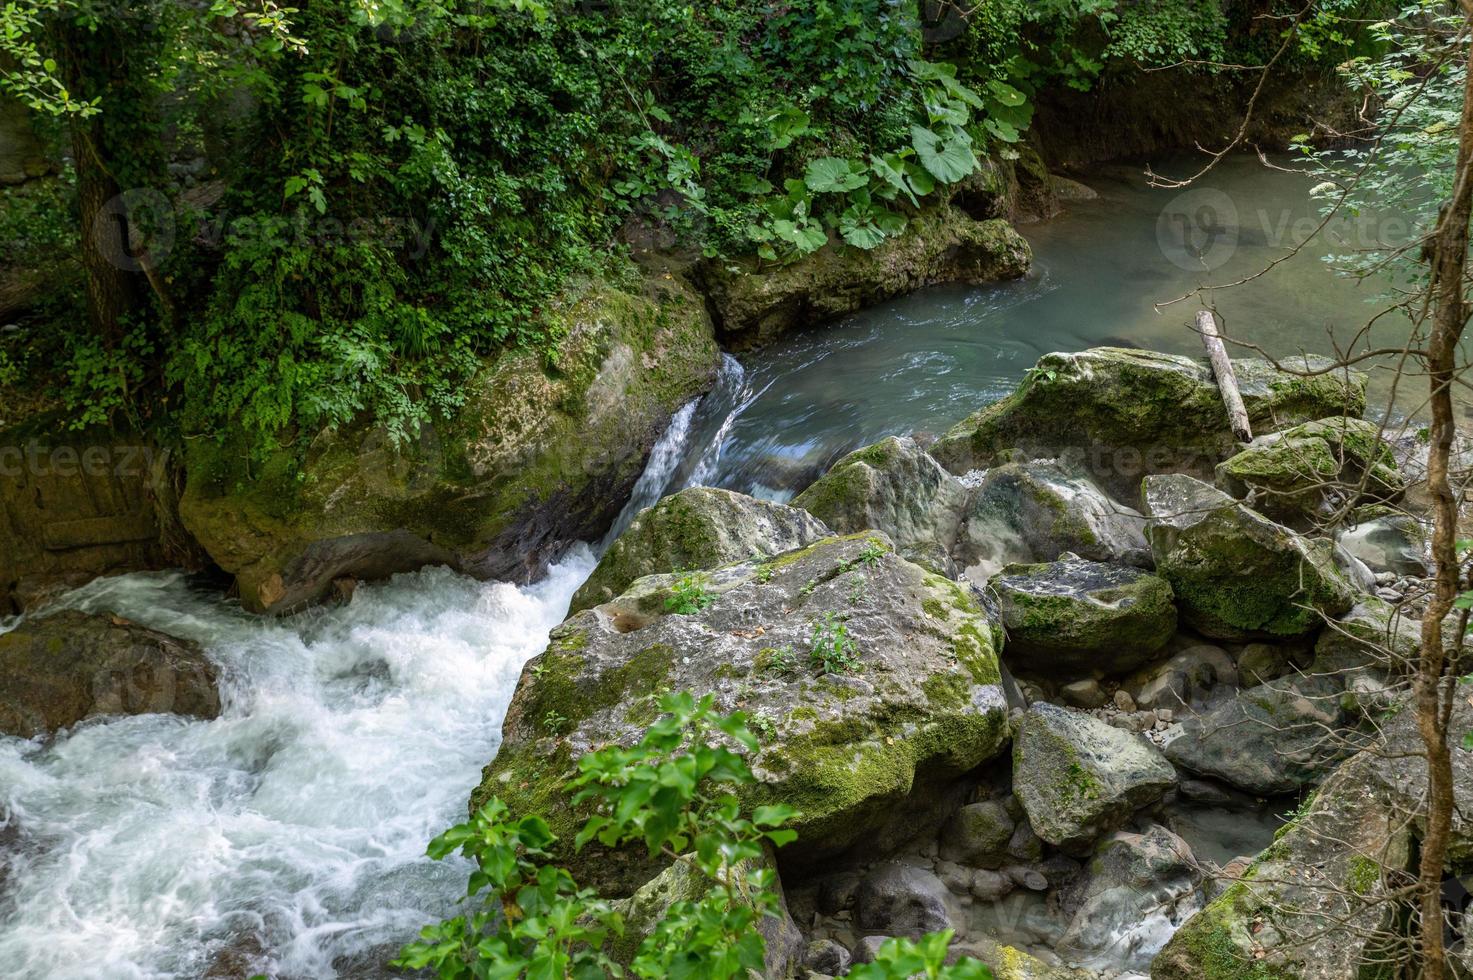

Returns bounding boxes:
[665,572,716,615]
[400,692,992,978]
[757,645,801,678]
[809,612,861,674]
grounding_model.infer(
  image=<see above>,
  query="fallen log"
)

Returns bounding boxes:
[1196,309,1252,443]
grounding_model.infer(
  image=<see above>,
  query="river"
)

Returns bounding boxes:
[0,153,1408,978]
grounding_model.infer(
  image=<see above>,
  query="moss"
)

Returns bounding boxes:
[522,641,676,727]
[1161,882,1303,980]
[1346,854,1381,896]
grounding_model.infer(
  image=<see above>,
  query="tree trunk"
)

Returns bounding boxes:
[73,118,144,340]
[1414,19,1473,980]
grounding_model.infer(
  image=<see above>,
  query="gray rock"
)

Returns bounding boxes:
[0,611,220,737]
[479,532,1011,894]
[939,800,1016,867]
[1059,678,1108,709]
[571,486,829,613]
[852,936,890,965]
[1126,646,1236,710]
[989,555,1177,676]
[1142,474,1357,638]
[1337,510,1428,577]
[1006,820,1044,863]
[1012,703,1177,851]
[793,436,968,573]
[1057,825,1203,972]
[817,871,862,914]
[1236,642,1291,687]
[1164,676,1364,795]
[854,863,958,939]
[955,459,1151,583]
[805,938,851,975]
[969,868,1015,902]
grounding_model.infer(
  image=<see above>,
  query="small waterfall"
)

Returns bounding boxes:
[682,354,754,490]
[597,398,700,552]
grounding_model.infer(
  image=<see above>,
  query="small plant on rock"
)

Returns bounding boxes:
[809,613,861,675]
[757,645,800,677]
[665,571,715,615]
[857,537,887,565]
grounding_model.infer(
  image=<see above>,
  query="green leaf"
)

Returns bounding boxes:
[910,126,977,184]
[804,157,868,193]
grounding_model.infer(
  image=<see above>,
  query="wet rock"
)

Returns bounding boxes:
[1164,676,1363,795]
[477,533,1010,894]
[1125,645,1236,711]
[181,274,720,612]
[955,459,1151,583]
[1059,678,1107,709]
[932,347,1366,498]
[793,436,967,573]
[1337,508,1428,577]
[570,487,829,613]
[939,800,1016,867]
[0,610,220,736]
[1142,474,1356,638]
[1011,703,1177,851]
[990,555,1177,676]
[1215,417,1404,527]
[1057,825,1203,972]
[697,206,1030,350]
[854,863,959,939]
[1178,779,1233,806]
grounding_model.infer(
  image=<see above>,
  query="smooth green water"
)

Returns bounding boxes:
[679,153,1422,500]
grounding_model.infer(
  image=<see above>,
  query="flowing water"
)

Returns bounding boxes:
[0,154,1362,977]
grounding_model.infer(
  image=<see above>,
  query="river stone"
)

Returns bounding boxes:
[180,274,720,613]
[476,532,1010,894]
[939,800,1017,867]
[1142,474,1356,638]
[793,436,967,573]
[989,555,1176,676]
[610,847,803,976]
[1151,701,1473,980]
[1215,416,1404,526]
[1057,825,1203,972]
[931,348,1366,497]
[570,487,829,613]
[696,205,1030,350]
[854,863,959,939]
[1163,676,1363,795]
[954,459,1151,584]
[1235,642,1291,687]
[805,938,851,975]
[0,610,220,736]
[1336,507,1428,577]
[1011,703,1177,851]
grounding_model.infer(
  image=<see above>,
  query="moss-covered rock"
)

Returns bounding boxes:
[1142,474,1356,639]
[955,458,1151,585]
[1011,703,1176,852]
[0,610,220,736]
[931,348,1366,498]
[792,436,968,574]
[180,273,720,612]
[571,487,829,614]
[1150,704,1455,980]
[990,555,1176,677]
[1215,417,1404,526]
[475,532,1010,895]
[0,417,192,613]
[696,205,1030,350]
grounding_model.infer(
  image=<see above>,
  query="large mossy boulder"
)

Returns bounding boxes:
[475,533,1010,894]
[180,275,720,613]
[571,487,829,614]
[931,348,1366,497]
[697,205,1030,350]
[1142,474,1356,638]
[1151,705,1467,980]
[792,436,968,573]
[955,459,1151,584]
[0,610,220,736]
[0,417,187,614]
[989,555,1176,677]
[1011,703,1177,852]
[1163,676,1363,795]
[1215,417,1404,526]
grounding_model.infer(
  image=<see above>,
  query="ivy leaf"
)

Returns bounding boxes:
[910,126,976,184]
[804,157,868,193]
